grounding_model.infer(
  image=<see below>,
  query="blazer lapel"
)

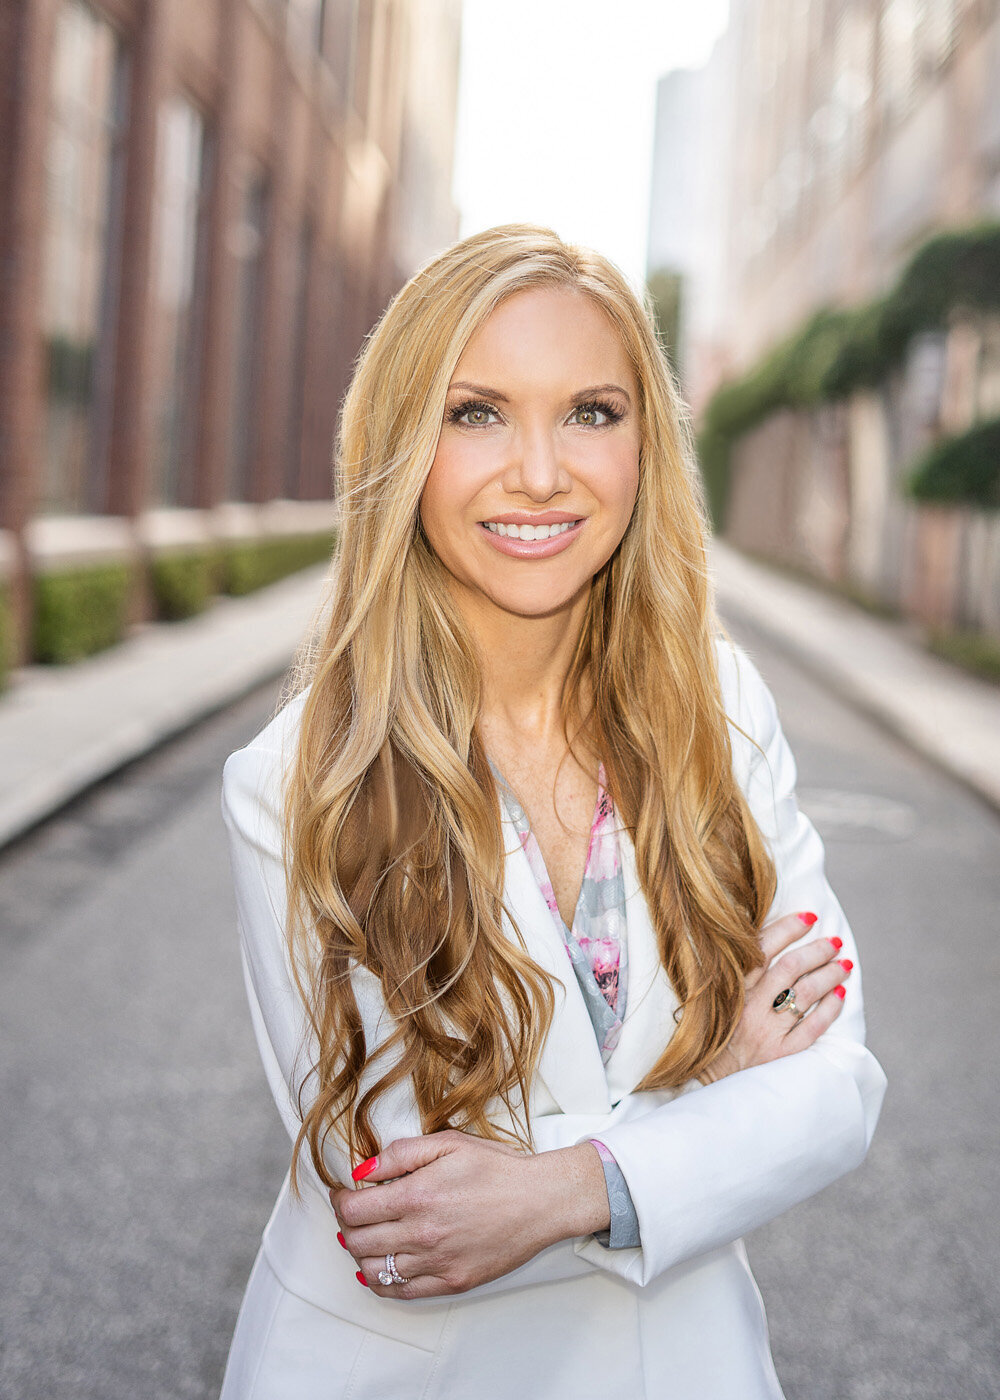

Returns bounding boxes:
[604,823,681,1104]
[498,806,612,1116]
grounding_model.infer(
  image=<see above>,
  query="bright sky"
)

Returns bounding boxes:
[452,0,731,296]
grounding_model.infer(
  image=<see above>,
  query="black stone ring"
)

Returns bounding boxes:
[772,987,801,1016]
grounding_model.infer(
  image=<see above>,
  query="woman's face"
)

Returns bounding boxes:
[420,285,641,622]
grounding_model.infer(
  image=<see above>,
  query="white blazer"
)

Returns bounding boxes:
[218,637,887,1400]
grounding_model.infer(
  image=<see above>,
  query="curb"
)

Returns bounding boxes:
[0,563,329,850]
[709,539,1000,816]
[4,542,998,851]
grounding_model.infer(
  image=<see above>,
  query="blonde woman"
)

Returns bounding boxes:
[219,224,886,1400]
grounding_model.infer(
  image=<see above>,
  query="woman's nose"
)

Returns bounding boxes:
[505,426,570,500]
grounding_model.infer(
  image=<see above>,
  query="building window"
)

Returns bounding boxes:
[879,0,920,125]
[41,0,127,514]
[917,0,959,75]
[284,218,313,497]
[287,0,326,53]
[149,95,210,506]
[323,0,360,102]
[227,168,270,501]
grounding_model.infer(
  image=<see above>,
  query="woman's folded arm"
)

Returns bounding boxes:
[220,639,887,1298]
[222,736,618,1294]
[566,640,888,1286]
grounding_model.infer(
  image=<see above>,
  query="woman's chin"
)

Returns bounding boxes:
[477,578,592,622]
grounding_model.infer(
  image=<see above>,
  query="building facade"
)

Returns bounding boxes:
[0,0,461,660]
[654,0,1000,412]
[650,0,1000,648]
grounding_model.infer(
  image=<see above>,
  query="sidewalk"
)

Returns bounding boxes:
[709,538,1000,814]
[0,563,330,848]
[1,544,998,851]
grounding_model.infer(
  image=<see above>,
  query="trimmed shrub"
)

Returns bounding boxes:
[697,220,1000,520]
[820,296,894,398]
[927,626,1000,683]
[879,221,1000,358]
[150,548,220,621]
[647,267,683,371]
[33,561,132,663]
[696,307,860,529]
[220,531,335,596]
[907,416,1000,509]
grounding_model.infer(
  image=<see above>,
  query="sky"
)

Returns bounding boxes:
[452,0,731,297]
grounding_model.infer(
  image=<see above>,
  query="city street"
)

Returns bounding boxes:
[0,620,997,1400]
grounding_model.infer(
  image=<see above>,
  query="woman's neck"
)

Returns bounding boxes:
[457,586,593,758]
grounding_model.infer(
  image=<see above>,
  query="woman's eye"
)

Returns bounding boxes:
[571,404,610,427]
[448,401,500,427]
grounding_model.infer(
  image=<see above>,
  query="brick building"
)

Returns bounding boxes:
[0,0,462,661]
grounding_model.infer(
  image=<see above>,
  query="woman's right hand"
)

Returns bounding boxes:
[700,911,852,1083]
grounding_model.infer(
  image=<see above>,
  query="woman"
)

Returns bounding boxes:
[219,223,887,1399]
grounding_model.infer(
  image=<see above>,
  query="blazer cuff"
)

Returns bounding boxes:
[589,1139,642,1249]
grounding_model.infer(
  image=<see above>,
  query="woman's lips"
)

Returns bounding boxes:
[477,518,585,558]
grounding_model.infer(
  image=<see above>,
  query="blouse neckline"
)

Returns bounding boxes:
[488,757,628,1063]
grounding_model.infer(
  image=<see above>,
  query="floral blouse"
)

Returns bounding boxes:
[490,759,641,1250]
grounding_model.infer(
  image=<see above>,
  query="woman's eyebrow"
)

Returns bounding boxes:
[446,380,632,404]
[447,381,511,402]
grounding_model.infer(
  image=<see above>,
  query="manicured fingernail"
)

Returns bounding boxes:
[828,937,843,950]
[351,1156,378,1181]
[337,1231,347,1249]
[356,1270,368,1286]
[798,911,818,925]
[839,959,853,972]
[833,985,846,999]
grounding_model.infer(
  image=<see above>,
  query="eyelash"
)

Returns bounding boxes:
[446,396,626,429]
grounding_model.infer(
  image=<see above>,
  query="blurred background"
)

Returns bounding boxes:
[1,2,998,1397]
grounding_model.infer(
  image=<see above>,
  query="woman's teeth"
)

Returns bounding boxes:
[482,520,578,541]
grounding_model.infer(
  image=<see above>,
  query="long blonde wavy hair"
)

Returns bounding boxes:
[282,223,776,1193]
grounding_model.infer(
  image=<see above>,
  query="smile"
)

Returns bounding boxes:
[477,517,585,558]
[482,520,579,540]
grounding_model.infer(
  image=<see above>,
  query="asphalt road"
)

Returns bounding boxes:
[0,622,996,1400]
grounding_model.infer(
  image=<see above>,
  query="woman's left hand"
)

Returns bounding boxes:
[330,1130,609,1299]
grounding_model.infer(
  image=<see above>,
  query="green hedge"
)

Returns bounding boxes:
[697,307,861,530]
[879,221,1000,356]
[820,296,894,398]
[907,415,1000,508]
[220,532,334,596]
[22,531,335,669]
[697,220,1000,521]
[150,548,220,621]
[33,561,132,663]
[927,626,1000,683]
[647,267,683,371]
[152,533,335,615]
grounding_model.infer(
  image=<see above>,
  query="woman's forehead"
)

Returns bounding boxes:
[453,287,635,390]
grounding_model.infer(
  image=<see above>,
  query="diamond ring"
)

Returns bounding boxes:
[377,1252,410,1285]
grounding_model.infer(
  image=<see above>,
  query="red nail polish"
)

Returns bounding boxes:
[356,1270,368,1287]
[798,911,818,925]
[351,1156,378,1182]
[839,959,853,972]
[337,1231,347,1249]
[828,937,843,950]
[833,985,846,999]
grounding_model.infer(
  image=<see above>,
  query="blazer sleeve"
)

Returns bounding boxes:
[221,732,613,1295]
[568,639,888,1287]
